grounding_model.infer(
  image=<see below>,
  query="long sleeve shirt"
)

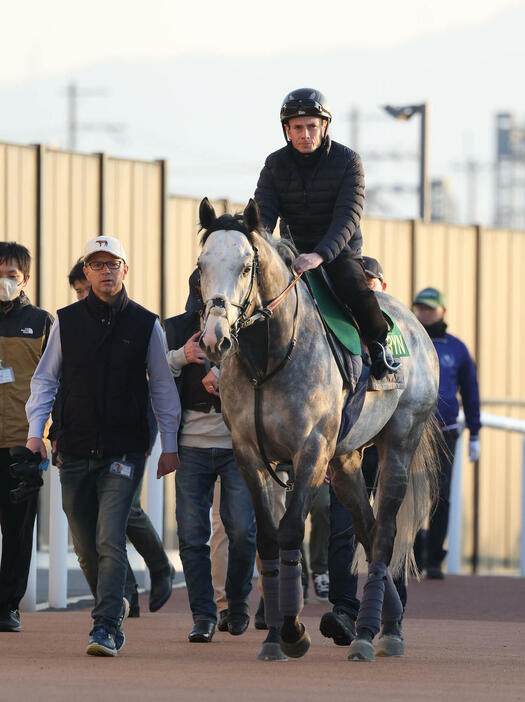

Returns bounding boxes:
[26,318,181,453]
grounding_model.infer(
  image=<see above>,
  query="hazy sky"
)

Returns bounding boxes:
[3,0,522,83]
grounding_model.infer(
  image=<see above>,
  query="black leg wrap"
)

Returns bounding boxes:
[260,558,283,629]
[355,562,387,637]
[382,571,404,623]
[279,549,303,617]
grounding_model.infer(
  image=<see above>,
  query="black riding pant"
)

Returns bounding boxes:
[323,248,387,343]
[0,448,39,610]
[426,429,458,568]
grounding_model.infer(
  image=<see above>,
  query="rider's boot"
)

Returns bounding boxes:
[369,338,400,380]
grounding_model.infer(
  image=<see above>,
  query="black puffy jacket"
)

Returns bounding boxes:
[254,137,364,263]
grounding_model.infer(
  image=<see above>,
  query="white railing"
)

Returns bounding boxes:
[17,410,525,611]
[446,411,525,576]
[20,436,165,611]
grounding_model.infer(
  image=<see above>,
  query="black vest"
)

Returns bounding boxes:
[164,312,221,414]
[57,288,156,458]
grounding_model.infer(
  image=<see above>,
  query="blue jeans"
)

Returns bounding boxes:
[59,452,145,633]
[176,446,256,623]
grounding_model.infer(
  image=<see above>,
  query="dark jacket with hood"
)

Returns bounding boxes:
[254,136,364,263]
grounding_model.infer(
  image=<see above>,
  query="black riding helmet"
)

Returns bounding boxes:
[280,88,332,141]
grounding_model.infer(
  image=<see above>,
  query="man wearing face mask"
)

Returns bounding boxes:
[0,242,53,632]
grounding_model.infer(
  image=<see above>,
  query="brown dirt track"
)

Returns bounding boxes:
[2,575,525,702]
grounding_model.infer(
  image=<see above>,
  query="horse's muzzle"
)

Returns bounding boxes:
[200,314,232,363]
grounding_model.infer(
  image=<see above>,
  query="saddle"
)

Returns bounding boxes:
[304,269,408,443]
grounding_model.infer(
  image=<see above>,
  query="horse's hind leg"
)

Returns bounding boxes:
[330,451,381,661]
[350,420,422,661]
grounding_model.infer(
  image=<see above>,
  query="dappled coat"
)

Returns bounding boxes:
[254,137,364,263]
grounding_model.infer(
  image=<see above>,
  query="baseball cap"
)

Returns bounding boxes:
[362,256,384,282]
[84,236,127,263]
[413,287,446,308]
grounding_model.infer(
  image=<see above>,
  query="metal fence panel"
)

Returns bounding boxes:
[0,144,38,301]
[106,159,162,314]
[361,217,413,305]
[41,150,100,315]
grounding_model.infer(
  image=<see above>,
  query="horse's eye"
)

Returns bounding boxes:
[243,266,251,276]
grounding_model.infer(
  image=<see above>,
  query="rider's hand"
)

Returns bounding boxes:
[293,253,324,274]
[202,369,220,397]
[26,437,47,461]
[184,331,205,364]
[157,452,180,478]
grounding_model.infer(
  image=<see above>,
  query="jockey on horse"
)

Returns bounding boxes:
[254,88,399,380]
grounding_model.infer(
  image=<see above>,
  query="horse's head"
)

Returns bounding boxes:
[197,197,262,363]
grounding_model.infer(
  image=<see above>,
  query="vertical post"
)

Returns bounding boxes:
[158,159,168,321]
[67,83,78,152]
[472,225,482,573]
[35,144,45,308]
[20,521,37,612]
[410,219,417,305]
[446,429,465,574]
[48,465,68,608]
[97,152,107,237]
[419,102,429,222]
[145,434,164,590]
[520,436,525,577]
[350,107,360,151]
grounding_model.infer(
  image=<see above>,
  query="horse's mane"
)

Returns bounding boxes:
[199,213,297,267]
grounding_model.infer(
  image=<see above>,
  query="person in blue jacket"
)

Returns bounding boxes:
[413,287,481,579]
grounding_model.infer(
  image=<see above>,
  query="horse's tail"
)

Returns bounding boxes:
[390,414,442,579]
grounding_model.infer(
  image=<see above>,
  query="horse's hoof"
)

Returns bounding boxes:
[348,637,375,662]
[375,634,404,657]
[256,642,288,661]
[279,628,311,658]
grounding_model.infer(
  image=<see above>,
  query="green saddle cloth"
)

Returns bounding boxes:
[304,271,409,358]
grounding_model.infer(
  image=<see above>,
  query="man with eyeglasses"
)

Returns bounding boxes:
[25,236,181,657]
[254,88,399,380]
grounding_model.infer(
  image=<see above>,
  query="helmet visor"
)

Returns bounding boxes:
[280,98,329,121]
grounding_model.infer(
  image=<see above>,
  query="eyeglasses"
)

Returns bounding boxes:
[86,260,123,271]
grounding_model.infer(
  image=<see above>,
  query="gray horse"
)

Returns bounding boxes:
[197,198,439,662]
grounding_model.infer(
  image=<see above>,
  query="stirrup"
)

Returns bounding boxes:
[371,341,400,374]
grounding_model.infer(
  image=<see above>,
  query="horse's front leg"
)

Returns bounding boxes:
[235,453,288,662]
[277,440,330,659]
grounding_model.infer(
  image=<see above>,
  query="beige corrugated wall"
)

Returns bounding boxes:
[0,144,38,301]
[2,140,525,571]
[41,149,100,314]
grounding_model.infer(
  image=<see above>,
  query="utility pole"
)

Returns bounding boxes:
[350,107,360,150]
[65,82,125,151]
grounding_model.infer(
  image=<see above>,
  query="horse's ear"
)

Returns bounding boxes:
[243,198,261,233]
[199,197,216,231]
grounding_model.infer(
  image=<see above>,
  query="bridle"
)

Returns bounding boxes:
[201,235,303,491]
[203,244,302,341]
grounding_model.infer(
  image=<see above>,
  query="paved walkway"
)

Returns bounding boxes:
[3,575,525,702]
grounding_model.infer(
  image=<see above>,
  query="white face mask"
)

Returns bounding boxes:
[0,278,21,302]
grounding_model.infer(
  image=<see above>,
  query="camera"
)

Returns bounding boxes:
[8,446,44,504]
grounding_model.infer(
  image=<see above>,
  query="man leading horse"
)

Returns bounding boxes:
[254,88,399,380]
